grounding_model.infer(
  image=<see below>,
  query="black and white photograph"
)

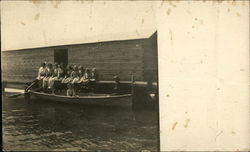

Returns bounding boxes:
[3,1,249,152]
[1,1,159,151]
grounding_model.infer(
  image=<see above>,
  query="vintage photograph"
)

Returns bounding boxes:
[1,1,159,151]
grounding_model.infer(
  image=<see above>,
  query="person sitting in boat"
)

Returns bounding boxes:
[34,62,47,88]
[59,62,67,77]
[67,83,76,97]
[25,62,47,91]
[56,63,66,91]
[47,63,58,91]
[70,65,79,84]
[89,68,99,92]
[61,65,73,90]
[81,68,91,91]
[90,68,99,81]
[48,63,64,93]
[73,65,84,92]
[61,65,73,83]
[36,62,47,80]
[42,63,53,91]
[78,65,84,79]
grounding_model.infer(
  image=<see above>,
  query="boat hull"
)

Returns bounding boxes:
[31,92,133,108]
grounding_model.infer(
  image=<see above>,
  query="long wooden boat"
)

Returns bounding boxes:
[30,91,133,108]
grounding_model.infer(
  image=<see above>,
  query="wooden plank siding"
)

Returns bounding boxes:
[68,39,145,81]
[2,49,54,83]
[142,32,158,82]
[2,32,158,83]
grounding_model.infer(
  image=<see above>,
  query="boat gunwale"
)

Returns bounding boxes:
[31,91,132,99]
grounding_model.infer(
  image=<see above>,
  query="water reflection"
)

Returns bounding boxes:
[3,95,158,151]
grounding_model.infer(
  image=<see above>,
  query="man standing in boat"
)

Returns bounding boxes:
[113,75,121,94]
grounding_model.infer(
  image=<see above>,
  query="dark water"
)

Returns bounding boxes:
[2,95,159,151]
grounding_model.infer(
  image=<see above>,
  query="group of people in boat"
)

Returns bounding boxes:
[34,62,99,96]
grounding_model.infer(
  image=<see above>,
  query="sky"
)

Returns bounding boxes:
[1,1,157,51]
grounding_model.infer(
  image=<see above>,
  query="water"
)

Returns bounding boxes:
[2,95,159,151]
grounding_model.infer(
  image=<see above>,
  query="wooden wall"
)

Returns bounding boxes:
[2,32,158,83]
[68,39,145,81]
[143,32,158,82]
[2,48,54,83]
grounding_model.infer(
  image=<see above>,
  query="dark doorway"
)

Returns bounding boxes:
[54,49,68,66]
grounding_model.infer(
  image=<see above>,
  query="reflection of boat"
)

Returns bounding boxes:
[30,91,133,108]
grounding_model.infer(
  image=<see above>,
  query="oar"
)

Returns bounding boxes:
[25,81,37,92]
[8,92,29,98]
[8,87,41,98]
[8,81,38,98]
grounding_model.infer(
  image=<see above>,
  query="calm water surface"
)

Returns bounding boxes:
[3,95,158,151]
